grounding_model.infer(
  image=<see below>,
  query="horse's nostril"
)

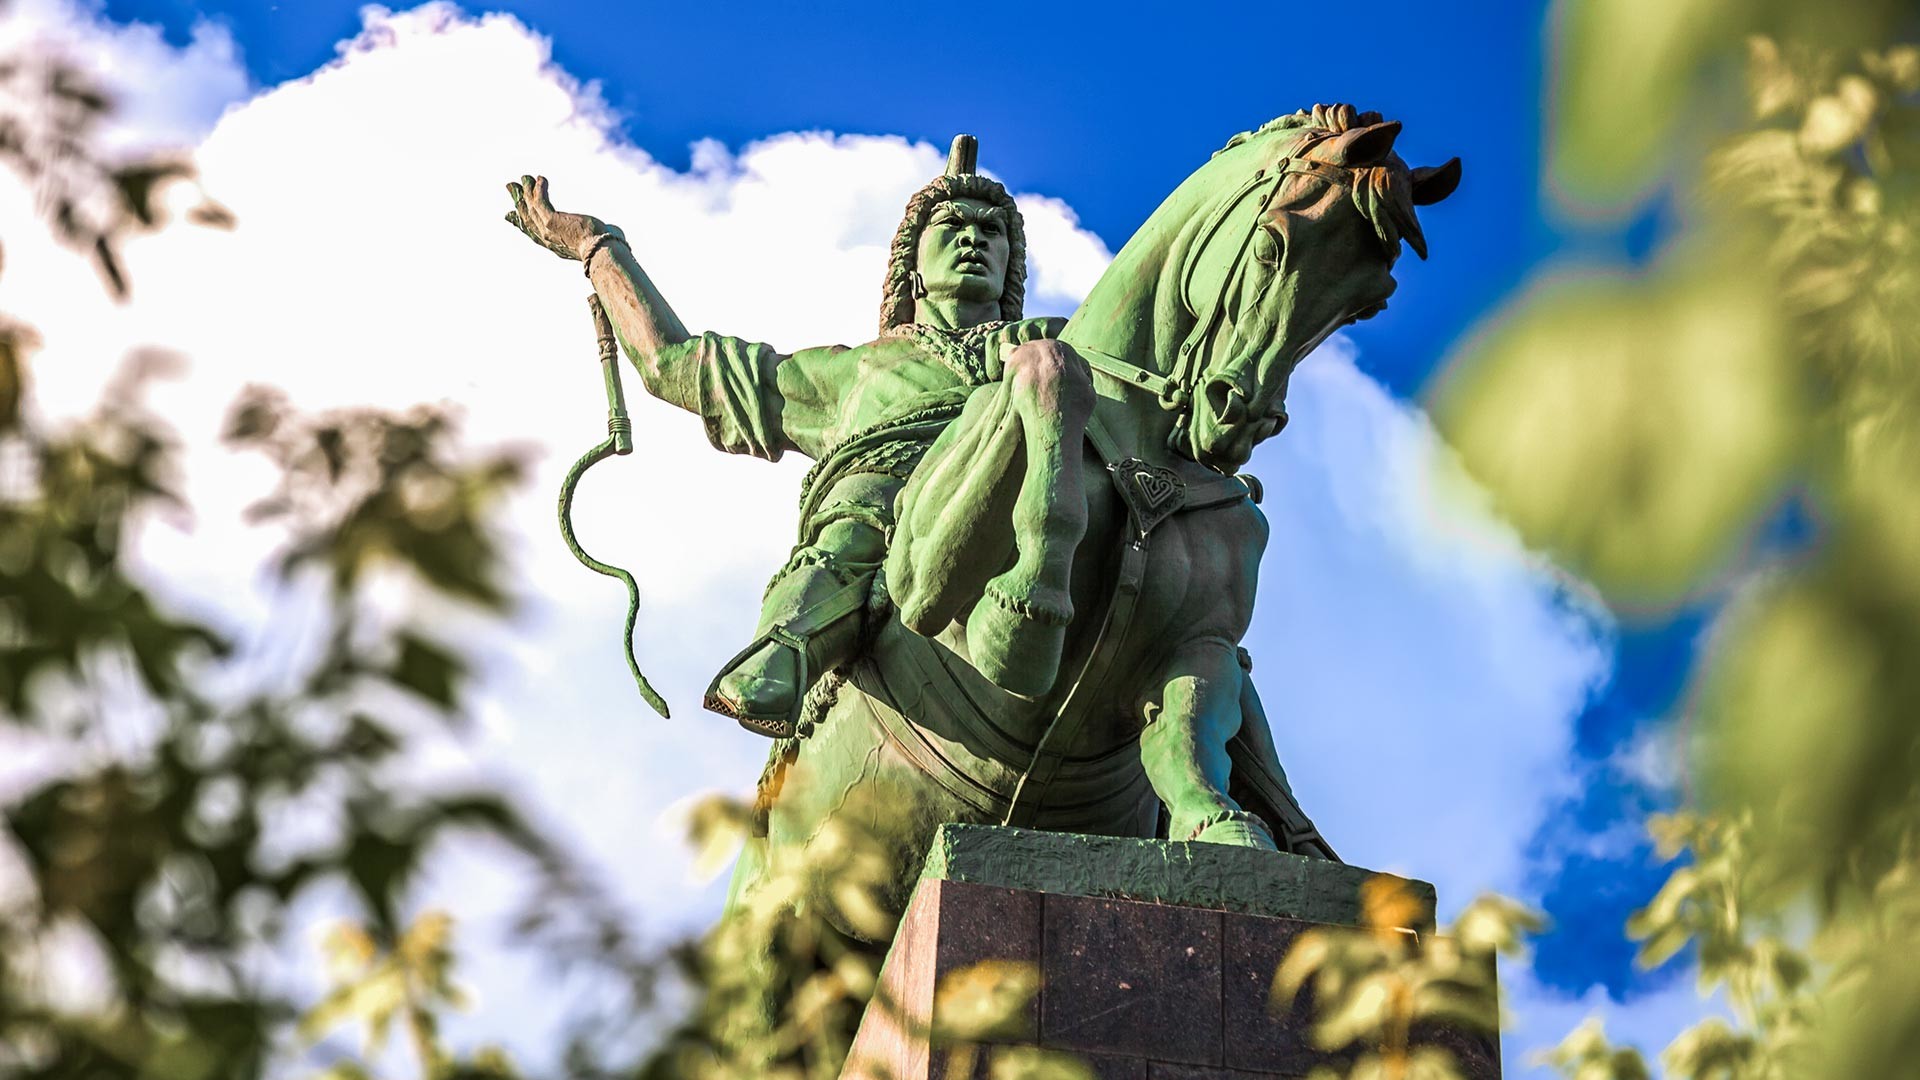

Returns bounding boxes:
[1206,378,1248,424]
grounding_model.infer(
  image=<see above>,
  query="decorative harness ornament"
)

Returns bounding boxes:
[556,294,671,718]
[1114,458,1188,536]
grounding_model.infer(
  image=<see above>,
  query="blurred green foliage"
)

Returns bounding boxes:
[0,42,230,297]
[0,291,667,1078]
[1274,877,1537,1080]
[0,47,673,1080]
[1533,1020,1652,1080]
[643,787,1091,1080]
[640,791,890,1079]
[1442,1,1920,1077]
[301,911,520,1080]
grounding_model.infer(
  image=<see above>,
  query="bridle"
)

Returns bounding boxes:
[1074,151,1361,456]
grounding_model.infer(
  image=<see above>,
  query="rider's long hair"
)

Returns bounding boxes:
[879,173,1028,333]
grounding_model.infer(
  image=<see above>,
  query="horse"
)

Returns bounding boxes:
[725,104,1460,955]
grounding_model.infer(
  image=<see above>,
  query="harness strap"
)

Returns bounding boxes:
[1002,413,1254,827]
[1189,473,1256,511]
[1077,345,1180,403]
[1174,171,1284,405]
[1082,153,1359,428]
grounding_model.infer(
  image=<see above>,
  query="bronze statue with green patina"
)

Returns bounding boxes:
[510,136,1059,741]
[504,107,1459,948]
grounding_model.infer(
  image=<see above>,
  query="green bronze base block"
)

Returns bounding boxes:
[921,824,1434,928]
[843,825,1498,1080]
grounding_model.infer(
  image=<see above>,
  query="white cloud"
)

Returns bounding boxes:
[1611,718,1685,794]
[1243,345,1609,904]
[5,1,1710,1073]
[1500,963,1728,1078]
[0,0,249,152]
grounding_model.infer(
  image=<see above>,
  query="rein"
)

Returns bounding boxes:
[556,295,671,718]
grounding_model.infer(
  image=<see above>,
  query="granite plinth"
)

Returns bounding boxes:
[842,825,1497,1080]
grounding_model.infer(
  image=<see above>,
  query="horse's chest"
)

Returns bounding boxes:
[1131,513,1259,642]
[1070,466,1260,692]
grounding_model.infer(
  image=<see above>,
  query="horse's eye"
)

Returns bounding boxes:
[1253,225,1282,267]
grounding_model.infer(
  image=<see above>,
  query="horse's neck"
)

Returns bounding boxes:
[1058,225,1187,377]
[1059,215,1195,465]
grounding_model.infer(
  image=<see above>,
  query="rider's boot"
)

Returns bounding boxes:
[704,554,873,739]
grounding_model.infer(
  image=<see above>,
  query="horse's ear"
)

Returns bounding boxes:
[1326,120,1401,165]
[1411,157,1462,205]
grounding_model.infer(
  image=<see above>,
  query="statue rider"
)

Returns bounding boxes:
[505,137,1064,738]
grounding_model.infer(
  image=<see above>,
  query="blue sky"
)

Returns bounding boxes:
[15,0,1712,1068]
[107,0,1560,396]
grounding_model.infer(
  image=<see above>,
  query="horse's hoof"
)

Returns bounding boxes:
[1190,811,1280,850]
[968,590,1068,699]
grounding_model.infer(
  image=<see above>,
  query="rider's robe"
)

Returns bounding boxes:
[632,319,1066,466]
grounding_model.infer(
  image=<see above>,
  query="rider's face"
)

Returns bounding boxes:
[915,197,1010,307]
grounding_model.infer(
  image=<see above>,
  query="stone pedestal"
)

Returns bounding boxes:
[842,825,1499,1080]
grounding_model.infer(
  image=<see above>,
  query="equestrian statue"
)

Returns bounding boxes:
[504,103,1460,949]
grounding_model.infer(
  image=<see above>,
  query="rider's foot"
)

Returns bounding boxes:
[706,641,801,738]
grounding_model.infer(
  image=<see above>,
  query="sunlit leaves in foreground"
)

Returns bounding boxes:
[1434,264,1796,609]
[654,784,1099,1080]
[0,50,230,296]
[1624,814,1813,1080]
[1,262,659,1078]
[925,960,1096,1080]
[643,789,894,1080]
[1274,878,1538,1080]
[300,912,523,1080]
[1549,0,1913,216]
[1533,1020,1651,1080]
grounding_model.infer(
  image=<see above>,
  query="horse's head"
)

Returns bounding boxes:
[1170,105,1460,471]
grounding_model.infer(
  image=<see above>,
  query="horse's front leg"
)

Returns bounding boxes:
[1140,637,1279,849]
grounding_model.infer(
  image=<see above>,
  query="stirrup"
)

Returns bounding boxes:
[702,578,870,740]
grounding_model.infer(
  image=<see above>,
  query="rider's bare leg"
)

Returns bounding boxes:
[968,340,1093,697]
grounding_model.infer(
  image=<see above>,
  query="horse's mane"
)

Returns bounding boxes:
[1213,103,1431,262]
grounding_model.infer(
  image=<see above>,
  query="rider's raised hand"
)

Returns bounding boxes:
[503,174,623,261]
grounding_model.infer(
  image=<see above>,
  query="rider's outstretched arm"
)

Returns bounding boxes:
[507,174,838,460]
[505,174,692,365]
[1139,637,1278,849]
[584,234,691,371]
